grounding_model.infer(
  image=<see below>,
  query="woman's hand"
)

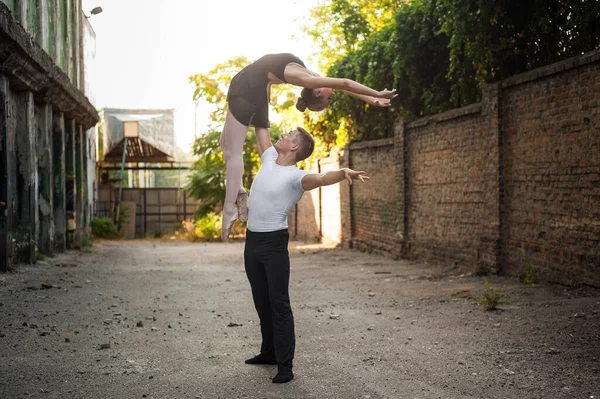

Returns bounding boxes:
[378,88,398,99]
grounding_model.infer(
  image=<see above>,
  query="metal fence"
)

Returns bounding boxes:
[96,186,201,238]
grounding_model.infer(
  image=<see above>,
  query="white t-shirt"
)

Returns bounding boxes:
[247,146,307,232]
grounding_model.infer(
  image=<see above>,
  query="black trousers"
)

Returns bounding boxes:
[244,229,295,369]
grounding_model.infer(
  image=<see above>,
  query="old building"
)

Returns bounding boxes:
[95,108,199,238]
[0,0,99,271]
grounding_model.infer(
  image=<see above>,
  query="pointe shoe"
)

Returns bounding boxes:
[237,190,249,222]
[221,203,238,241]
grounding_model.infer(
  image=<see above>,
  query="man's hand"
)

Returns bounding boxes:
[302,168,369,191]
[343,168,369,185]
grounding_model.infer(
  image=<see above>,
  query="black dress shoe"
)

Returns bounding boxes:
[272,368,294,383]
[244,354,277,365]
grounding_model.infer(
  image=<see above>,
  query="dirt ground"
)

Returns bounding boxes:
[0,239,598,399]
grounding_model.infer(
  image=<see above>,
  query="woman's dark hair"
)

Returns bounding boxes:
[296,88,326,112]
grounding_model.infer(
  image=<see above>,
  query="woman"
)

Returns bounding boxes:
[221,53,397,240]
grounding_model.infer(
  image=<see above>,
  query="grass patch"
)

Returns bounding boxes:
[519,260,536,284]
[91,217,119,239]
[479,280,509,311]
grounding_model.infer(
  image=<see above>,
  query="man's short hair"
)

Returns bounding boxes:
[294,127,315,162]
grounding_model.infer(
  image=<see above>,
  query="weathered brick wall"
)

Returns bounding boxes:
[347,137,404,257]
[501,58,600,286]
[404,103,500,269]
[294,49,600,286]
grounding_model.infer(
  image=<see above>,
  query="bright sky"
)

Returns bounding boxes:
[82,0,321,153]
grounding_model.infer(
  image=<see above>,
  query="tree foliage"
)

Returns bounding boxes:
[442,0,600,106]
[300,0,405,71]
[307,0,453,143]
[307,0,600,146]
[189,56,251,128]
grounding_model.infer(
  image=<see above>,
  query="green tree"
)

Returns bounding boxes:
[300,0,404,71]
[307,0,453,145]
[185,129,227,217]
[299,0,408,149]
[300,3,347,72]
[189,56,251,128]
[307,0,600,146]
[441,0,600,106]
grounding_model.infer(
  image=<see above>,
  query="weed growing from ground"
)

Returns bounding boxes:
[479,280,509,311]
[519,260,536,284]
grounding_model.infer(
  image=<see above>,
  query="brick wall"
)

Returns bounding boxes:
[294,49,600,287]
[501,58,600,285]
[404,104,498,268]
[347,137,404,258]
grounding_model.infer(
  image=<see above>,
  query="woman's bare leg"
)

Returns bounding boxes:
[220,110,248,240]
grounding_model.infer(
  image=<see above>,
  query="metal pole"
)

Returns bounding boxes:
[143,188,147,237]
[115,138,128,229]
[183,189,187,220]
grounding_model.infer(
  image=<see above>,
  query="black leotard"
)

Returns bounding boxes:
[227,53,305,128]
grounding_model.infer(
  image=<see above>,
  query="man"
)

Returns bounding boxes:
[243,127,368,383]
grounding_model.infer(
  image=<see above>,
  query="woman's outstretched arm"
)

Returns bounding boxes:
[338,89,396,107]
[284,63,397,100]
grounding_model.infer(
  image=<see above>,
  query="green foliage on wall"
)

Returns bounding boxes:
[304,0,600,147]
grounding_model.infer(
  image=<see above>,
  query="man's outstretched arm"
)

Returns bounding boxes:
[301,168,369,191]
[255,127,272,157]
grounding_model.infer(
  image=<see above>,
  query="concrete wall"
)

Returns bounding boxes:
[81,15,97,228]
[82,14,95,106]
[294,49,600,287]
[0,1,97,271]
